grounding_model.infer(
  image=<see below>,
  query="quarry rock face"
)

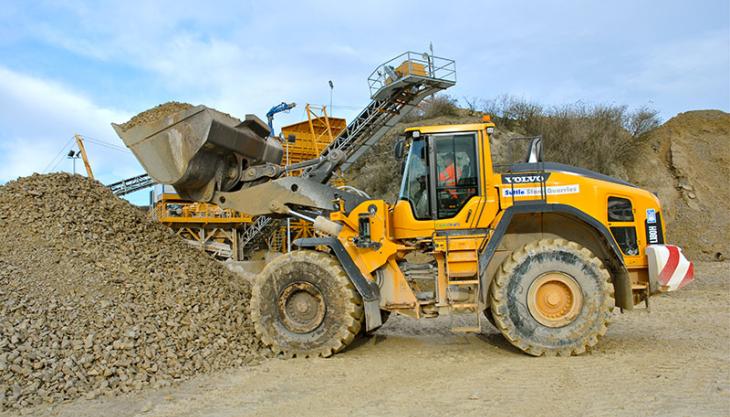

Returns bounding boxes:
[625,110,730,260]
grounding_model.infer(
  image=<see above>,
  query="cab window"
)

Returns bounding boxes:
[398,139,431,219]
[434,134,478,219]
[607,196,639,256]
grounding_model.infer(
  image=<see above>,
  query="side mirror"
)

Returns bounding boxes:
[394,138,406,159]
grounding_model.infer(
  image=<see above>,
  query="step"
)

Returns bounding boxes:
[451,326,481,334]
[447,280,479,285]
[451,303,478,310]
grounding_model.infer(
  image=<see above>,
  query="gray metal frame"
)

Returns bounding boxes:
[107,174,155,196]
[367,51,456,99]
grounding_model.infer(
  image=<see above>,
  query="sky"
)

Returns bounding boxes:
[0,0,728,204]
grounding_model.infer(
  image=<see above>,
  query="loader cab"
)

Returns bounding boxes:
[392,123,499,239]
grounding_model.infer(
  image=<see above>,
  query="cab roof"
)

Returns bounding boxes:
[404,122,495,134]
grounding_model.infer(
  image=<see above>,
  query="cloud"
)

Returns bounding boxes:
[0,0,727,200]
[12,1,422,121]
[0,66,140,184]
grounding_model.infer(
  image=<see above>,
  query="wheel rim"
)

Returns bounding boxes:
[278,281,326,334]
[527,272,583,328]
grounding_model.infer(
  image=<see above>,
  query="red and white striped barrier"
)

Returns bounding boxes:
[646,244,694,292]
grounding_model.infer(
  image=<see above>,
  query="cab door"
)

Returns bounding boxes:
[392,131,485,238]
[392,138,435,238]
[429,132,483,231]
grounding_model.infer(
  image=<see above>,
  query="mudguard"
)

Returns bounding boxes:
[478,202,634,309]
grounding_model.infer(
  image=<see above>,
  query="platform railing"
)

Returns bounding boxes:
[367,51,456,98]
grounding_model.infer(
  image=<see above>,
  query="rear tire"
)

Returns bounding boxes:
[251,250,364,358]
[488,238,614,356]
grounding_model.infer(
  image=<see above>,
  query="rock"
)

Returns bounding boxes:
[9,364,29,377]
[84,334,95,349]
[678,182,693,191]
[0,174,263,410]
[125,328,139,339]
[118,102,193,132]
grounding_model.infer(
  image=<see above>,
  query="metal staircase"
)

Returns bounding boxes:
[304,51,456,179]
[238,52,456,254]
[239,216,275,254]
[107,174,156,196]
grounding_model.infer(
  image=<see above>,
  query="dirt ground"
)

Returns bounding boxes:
[4,261,727,417]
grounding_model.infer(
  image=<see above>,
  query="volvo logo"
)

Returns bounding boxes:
[501,173,550,184]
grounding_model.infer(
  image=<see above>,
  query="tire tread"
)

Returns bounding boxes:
[488,238,614,356]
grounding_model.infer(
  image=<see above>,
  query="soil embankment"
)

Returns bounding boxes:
[626,110,730,260]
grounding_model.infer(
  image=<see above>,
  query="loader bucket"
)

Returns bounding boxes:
[112,105,283,202]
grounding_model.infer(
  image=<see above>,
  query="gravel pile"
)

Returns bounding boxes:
[118,102,193,132]
[0,173,263,410]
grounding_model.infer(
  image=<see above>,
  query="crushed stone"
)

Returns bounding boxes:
[0,173,264,410]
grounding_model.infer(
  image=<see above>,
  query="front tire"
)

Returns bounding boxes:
[489,238,614,356]
[251,250,364,358]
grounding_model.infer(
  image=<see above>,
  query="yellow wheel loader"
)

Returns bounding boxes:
[114,52,693,358]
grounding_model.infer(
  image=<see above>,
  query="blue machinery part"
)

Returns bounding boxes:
[266,102,296,134]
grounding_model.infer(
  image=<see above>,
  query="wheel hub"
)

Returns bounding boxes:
[527,272,583,328]
[278,281,326,334]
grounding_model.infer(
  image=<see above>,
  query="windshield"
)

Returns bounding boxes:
[398,139,430,219]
